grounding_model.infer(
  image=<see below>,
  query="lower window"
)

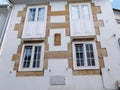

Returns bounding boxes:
[19,43,44,71]
[72,41,99,69]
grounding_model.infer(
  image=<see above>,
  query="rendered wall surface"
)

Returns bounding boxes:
[0,0,119,90]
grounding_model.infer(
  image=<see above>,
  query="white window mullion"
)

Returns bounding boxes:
[83,44,87,67]
[39,45,42,68]
[35,7,38,21]
[93,42,99,67]
[21,45,26,68]
[30,46,34,69]
[79,4,84,35]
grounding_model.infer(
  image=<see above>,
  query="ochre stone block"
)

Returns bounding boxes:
[48,23,69,29]
[94,20,104,27]
[14,61,19,70]
[44,52,72,59]
[16,71,44,76]
[14,23,24,31]
[96,41,101,49]
[48,11,69,16]
[17,30,23,38]
[72,70,100,75]
[66,28,70,36]
[101,48,108,56]
[99,58,105,68]
[91,6,101,15]
[17,11,26,17]
[68,59,73,68]
[44,59,48,69]
[95,27,100,35]
[12,54,20,61]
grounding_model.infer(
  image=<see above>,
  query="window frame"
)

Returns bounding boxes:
[19,43,44,71]
[69,3,95,36]
[22,5,47,39]
[72,41,99,70]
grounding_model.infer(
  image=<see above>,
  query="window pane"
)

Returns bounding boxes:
[33,46,41,68]
[81,5,90,19]
[77,60,80,66]
[86,44,95,66]
[71,5,80,19]
[23,46,32,68]
[0,14,8,48]
[75,44,84,66]
[28,8,36,21]
[37,7,45,21]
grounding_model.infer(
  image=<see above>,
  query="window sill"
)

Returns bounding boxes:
[73,66,99,70]
[18,68,43,72]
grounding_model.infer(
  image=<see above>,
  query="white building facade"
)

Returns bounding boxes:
[0,0,120,90]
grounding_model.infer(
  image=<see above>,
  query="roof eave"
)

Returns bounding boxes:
[8,0,93,4]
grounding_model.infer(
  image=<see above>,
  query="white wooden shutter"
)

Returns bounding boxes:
[23,22,32,37]
[33,22,44,37]
[71,21,82,35]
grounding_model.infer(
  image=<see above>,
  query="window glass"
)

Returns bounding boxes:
[23,46,32,68]
[71,5,80,19]
[33,46,41,68]
[37,7,45,21]
[75,44,84,66]
[81,5,90,19]
[28,8,36,21]
[85,44,95,66]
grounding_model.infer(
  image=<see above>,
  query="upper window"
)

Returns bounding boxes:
[19,43,44,71]
[72,41,99,69]
[22,6,47,39]
[69,3,95,36]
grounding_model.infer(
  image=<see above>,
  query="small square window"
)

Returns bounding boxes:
[72,41,99,70]
[19,43,44,71]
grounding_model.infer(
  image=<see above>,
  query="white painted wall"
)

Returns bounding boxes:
[94,0,120,89]
[50,16,65,23]
[0,0,119,90]
[50,1,67,11]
